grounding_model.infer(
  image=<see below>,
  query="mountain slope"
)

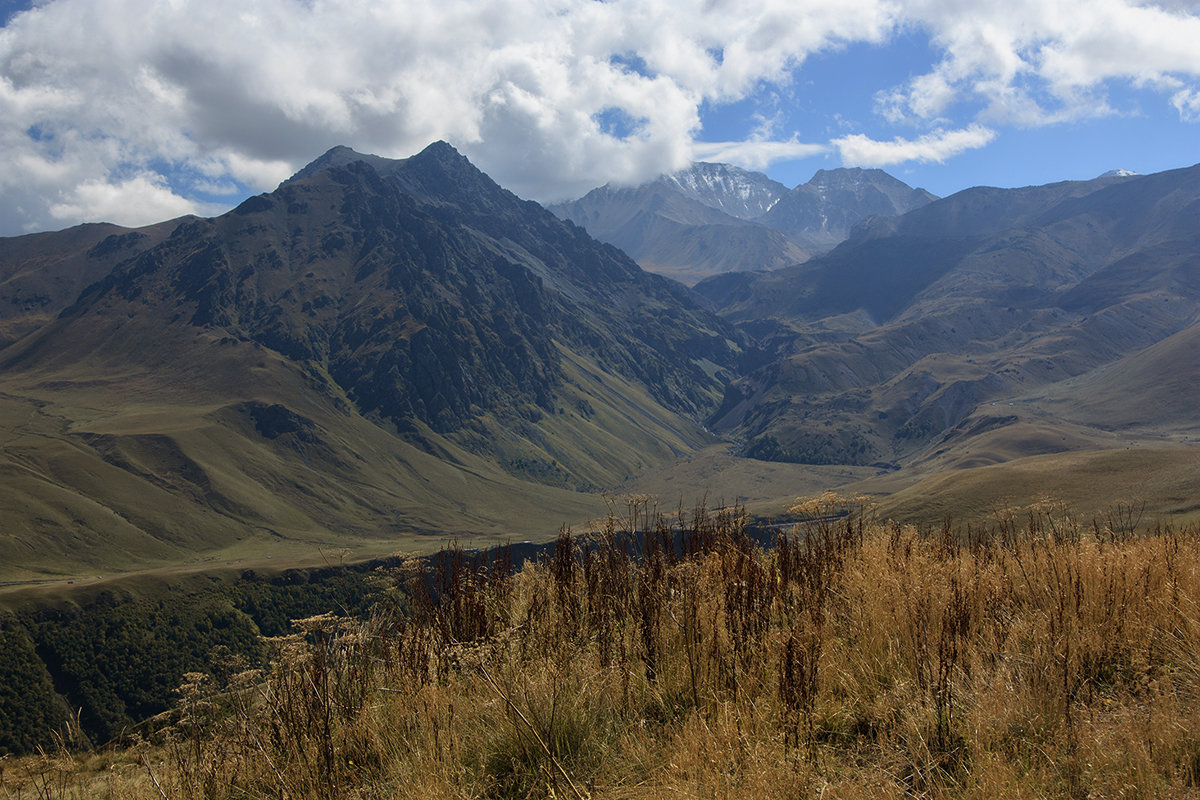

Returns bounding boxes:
[0,142,739,582]
[660,161,789,219]
[1026,320,1200,436]
[694,164,1200,491]
[0,219,180,347]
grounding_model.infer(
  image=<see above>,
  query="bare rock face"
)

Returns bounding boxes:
[660,161,790,220]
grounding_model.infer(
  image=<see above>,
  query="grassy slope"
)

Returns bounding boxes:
[1024,321,1200,435]
[852,321,1200,526]
[863,446,1200,527]
[0,326,718,586]
[620,443,878,517]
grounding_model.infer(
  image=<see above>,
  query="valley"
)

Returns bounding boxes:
[1,145,1197,591]
[685,164,1200,526]
[0,142,732,588]
[0,140,1197,763]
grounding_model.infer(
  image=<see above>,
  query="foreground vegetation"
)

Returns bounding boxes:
[5,496,1200,798]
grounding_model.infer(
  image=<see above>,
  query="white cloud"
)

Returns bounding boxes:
[890,0,1200,125]
[0,0,1197,235]
[1173,87,1200,120]
[0,0,903,233]
[691,138,829,170]
[48,172,214,227]
[833,124,997,166]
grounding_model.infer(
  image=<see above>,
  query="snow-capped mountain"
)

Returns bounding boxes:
[550,162,937,283]
[660,162,789,220]
[548,179,808,285]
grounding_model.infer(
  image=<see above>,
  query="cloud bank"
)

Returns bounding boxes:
[0,0,1198,234]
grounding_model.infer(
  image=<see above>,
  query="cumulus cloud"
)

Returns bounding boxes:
[691,138,829,170]
[0,0,1197,235]
[833,125,997,166]
[47,173,217,228]
[886,0,1200,125]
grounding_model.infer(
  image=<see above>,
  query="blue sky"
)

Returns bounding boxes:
[700,29,1200,196]
[0,0,1198,235]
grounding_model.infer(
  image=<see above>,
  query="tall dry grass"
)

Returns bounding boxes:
[5,496,1200,799]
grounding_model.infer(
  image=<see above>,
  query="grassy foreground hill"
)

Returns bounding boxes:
[5,496,1200,798]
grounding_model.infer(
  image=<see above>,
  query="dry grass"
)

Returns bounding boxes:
[6,495,1200,799]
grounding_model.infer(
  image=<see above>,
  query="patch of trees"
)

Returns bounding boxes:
[744,429,874,466]
[0,562,393,756]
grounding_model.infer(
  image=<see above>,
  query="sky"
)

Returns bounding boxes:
[1,0,1198,236]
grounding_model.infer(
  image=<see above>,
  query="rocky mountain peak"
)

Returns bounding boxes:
[402,140,480,180]
[392,140,508,206]
[281,141,486,198]
[281,145,397,187]
[661,162,788,220]
[809,166,889,190]
[755,166,937,249]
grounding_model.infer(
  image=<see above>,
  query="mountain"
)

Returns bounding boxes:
[550,163,936,284]
[693,164,1200,519]
[549,177,807,285]
[0,219,181,347]
[659,161,789,219]
[756,167,938,252]
[3,143,1196,586]
[0,142,740,583]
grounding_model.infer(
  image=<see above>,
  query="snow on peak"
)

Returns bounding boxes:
[660,162,786,220]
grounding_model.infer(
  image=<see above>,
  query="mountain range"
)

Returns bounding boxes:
[0,142,738,583]
[694,165,1199,521]
[0,144,1196,589]
[549,163,936,284]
